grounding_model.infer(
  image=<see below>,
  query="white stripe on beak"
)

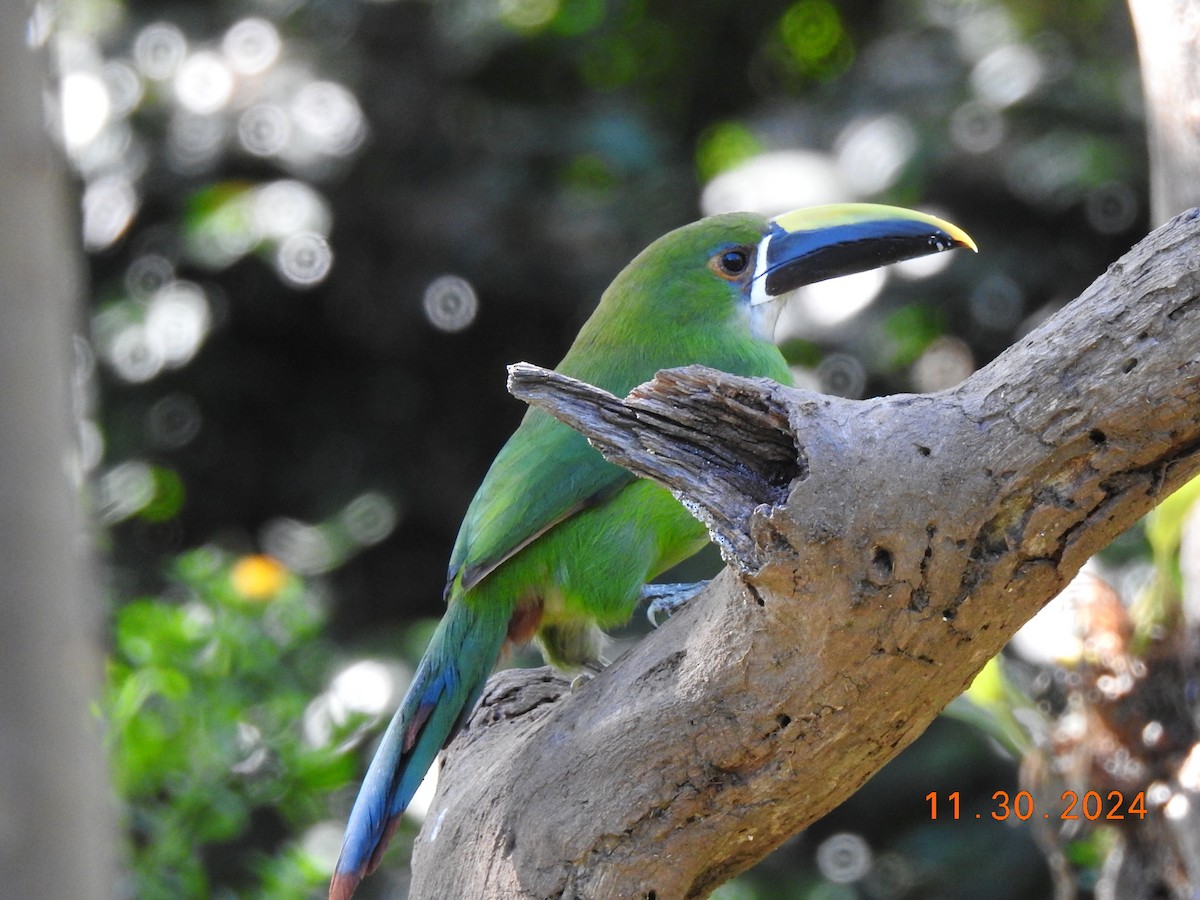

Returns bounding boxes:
[747,231,786,341]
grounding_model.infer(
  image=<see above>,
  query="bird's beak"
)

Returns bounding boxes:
[750,204,976,306]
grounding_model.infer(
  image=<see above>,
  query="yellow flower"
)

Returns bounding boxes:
[230,554,287,601]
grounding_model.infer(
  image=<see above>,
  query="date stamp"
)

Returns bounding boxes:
[926,790,1147,821]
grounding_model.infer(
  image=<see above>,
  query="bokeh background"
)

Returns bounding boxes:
[48,0,1163,896]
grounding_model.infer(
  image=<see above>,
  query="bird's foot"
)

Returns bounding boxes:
[570,671,591,692]
[569,659,606,693]
[641,581,708,628]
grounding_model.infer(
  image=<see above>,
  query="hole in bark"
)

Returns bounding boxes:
[916,444,931,456]
[748,584,766,607]
[942,607,957,621]
[1121,358,1138,373]
[872,547,894,579]
[647,892,657,900]
[1089,429,1106,444]
[777,713,792,728]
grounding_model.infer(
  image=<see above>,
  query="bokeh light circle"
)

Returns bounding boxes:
[422,274,479,332]
[816,832,872,884]
[133,22,187,80]
[275,232,333,287]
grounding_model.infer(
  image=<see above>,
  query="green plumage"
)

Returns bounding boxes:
[450,212,792,664]
[331,204,974,900]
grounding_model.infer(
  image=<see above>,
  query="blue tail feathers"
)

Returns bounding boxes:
[330,598,508,900]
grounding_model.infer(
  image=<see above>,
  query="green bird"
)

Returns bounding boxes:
[330,204,975,899]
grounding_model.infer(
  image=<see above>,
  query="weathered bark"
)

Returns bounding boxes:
[409,210,1200,899]
[0,5,114,897]
[1128,0,1200,224]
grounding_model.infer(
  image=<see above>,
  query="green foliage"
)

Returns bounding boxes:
[949,657,1035,758]
[105,549,355,898]
[773,0,854,81]
[1134,475,1200,635]
[696,121,765,182]
[883,305,947,369]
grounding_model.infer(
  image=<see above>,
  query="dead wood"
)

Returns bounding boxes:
[409,210,1200,900]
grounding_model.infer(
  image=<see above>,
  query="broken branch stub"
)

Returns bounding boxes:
[505,364,804,572]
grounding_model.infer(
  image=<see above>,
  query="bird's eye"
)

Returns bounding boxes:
[713,247,751,278]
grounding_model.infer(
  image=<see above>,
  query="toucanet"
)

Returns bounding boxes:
[330,204,975,899]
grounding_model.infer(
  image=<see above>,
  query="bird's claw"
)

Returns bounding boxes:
[641,581,708,628]
[570,658,607,692]
[570,671,592,692]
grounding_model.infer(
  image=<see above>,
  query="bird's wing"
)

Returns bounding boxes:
[446,406,635,595]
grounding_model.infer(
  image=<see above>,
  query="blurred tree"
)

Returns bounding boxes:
[1128,0,1200,224]
[0,2,113,895]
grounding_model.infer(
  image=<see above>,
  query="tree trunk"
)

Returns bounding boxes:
[0,6,115,897]
[1128,0,1200,224]
[407,210,1200,899]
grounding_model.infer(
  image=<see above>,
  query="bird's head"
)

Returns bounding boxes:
[562,203,975,391]
[724,204,977,341]
[609,204,975,344]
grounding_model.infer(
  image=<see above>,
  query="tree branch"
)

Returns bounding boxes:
[409,210,1200,899]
